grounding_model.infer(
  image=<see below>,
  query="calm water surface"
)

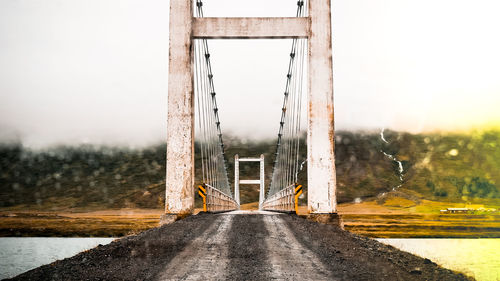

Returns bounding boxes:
[0,238,498,280]
[0,237,115,279]
[378,238,500,281]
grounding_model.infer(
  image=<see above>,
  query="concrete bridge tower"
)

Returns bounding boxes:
[163,0,336,222]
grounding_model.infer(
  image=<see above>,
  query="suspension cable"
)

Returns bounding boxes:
[268,1,307,198]
[194,0,232,197]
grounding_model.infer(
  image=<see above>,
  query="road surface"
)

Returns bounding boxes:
[8,211,471,281]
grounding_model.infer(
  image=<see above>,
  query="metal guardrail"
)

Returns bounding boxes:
[262,184,303,213]
[198,184,239,212]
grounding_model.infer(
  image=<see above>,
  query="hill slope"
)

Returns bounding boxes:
[1,130,499,210]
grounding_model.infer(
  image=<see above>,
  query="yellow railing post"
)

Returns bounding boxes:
[294,184,303,214]
[198,185,207,212]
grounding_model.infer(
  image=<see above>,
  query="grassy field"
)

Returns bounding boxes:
[0,196,498,237]
[336,197,500,238]
[0,209,164,237]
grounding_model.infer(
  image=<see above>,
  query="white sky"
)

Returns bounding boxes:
[1,0,499,148]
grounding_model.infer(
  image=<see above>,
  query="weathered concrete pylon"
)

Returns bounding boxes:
[306,0,337,214]
[164,0,336,221]
[163,0,194,224]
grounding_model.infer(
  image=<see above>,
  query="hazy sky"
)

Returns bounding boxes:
[1,0,499,148]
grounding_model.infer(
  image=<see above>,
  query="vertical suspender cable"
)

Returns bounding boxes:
[267,1,306,199]
[194,0,232,197]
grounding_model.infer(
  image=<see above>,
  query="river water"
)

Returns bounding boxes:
[377,238,500,281]
[0,237,115,280]
[0,238,498,280]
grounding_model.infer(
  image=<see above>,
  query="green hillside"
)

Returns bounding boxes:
[1,130,499,210]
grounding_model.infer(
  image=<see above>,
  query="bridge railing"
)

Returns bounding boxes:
[198,184,239,212]
[262,184,303,213]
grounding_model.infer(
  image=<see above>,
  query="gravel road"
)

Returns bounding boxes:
[6,211,472,281]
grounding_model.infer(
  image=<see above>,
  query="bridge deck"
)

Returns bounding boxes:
[10,212,470,281]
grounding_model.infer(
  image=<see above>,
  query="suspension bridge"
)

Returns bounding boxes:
[8,1,471,280]
[151,1,467,280]
[164,0,336,222]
